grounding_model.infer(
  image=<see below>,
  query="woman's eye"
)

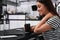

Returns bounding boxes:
[37,6,40,8]
[37,5,41,8]
[38,6,40,8]
[37,5,41,9]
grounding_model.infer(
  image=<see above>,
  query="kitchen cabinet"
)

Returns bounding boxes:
[8,14,25,29]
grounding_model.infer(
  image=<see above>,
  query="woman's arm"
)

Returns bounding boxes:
[34,23,52,34]
[34,13,53,31]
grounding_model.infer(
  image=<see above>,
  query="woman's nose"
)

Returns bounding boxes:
[37,8,40,12]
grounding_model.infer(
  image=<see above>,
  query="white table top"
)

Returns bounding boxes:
[0,35,17,38]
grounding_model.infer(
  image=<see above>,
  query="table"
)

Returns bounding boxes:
[0,35,17,40]
[0,28,44,40]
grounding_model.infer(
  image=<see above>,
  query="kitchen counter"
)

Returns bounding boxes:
[0,28,43,40]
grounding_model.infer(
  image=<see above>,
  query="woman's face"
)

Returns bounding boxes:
[36,2,48,16]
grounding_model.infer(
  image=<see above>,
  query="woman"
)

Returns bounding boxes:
[31,0,60,40]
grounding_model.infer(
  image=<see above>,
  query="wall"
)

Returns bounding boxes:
[1,0,60,30]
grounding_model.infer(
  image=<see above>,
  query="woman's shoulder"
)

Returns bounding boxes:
[48,15,60,20]
[46,15,60,24]
[46,15,60,29]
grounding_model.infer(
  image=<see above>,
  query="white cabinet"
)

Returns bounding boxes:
[8,14,25,29]
[10,21,25,29]
[9,15,25,19]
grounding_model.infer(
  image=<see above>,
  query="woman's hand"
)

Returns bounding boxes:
[31,26,36,32]
[24,25,36,32]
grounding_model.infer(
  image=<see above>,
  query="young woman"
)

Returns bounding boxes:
[31,0,60,40]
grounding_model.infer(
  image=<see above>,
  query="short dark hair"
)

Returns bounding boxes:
[37,0,60,17]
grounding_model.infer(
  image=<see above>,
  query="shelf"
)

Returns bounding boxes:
[8,13,26,15]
